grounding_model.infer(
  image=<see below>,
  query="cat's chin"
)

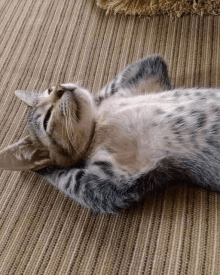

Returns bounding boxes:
[71,86,95,126]
[74,85,94,107]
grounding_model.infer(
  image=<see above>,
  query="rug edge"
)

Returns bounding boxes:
[96,0,220,17]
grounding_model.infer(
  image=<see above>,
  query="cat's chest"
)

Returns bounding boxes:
[90,101,171,173]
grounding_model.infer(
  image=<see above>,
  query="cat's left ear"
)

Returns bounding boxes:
[0,136,52,171]
[15,90,39,106]
[15,89,49,106]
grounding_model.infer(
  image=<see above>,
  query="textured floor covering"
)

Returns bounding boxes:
[1,0,220,274]
[97,0,220,17]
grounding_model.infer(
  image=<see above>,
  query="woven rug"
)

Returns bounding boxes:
[97,0,220,17]
[1,0,220,274]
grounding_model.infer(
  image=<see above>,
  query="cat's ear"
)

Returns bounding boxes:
[0,136,52,171]
[15,90,39,106]
[15,89,49,106]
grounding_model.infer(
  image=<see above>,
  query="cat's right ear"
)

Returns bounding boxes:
[15,89,50,106]
[0,136,52,171]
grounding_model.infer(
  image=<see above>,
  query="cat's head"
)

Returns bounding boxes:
[0,83,95,171]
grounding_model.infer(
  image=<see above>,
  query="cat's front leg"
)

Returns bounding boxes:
[97,55,172,104]
[36,161,145,214]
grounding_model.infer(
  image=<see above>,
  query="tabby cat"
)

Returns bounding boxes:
[1,55,220,214]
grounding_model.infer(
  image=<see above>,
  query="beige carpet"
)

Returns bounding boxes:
[97,0,220,17]
[1,0,220,274]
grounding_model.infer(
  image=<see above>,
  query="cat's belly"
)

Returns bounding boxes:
[93,97,220,174]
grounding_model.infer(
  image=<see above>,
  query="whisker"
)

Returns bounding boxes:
[65,108,81,156]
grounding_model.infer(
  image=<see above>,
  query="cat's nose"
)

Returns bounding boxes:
[56,89,64,99]
[53,86,64,100]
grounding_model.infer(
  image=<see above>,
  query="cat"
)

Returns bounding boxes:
[1,55,220,214]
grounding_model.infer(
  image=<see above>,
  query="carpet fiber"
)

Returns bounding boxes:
[1,0,220,274]
[97,0,220,17]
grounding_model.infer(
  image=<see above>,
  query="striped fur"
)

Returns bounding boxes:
[35,56,220,213]
[96,55,171,104]
[2,55,220,214]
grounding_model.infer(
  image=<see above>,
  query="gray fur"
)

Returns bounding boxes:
[97,55,171,104]
[30,56,220,213]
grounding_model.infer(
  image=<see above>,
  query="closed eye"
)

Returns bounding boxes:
[43,107,52,131]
